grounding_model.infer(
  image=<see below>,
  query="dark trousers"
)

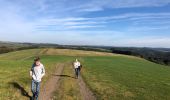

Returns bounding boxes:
[75,68,80,78]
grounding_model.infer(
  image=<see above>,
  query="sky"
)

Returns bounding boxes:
[0,0,170,47]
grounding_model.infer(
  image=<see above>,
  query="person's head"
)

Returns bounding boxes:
[34,57,40,66]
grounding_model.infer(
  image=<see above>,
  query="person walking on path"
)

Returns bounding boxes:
[73,59,81,79]
[30,57,45,100]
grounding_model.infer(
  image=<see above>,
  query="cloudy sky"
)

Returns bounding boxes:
[0,0,170,47]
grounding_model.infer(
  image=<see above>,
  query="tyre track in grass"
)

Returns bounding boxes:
[20,49,47,61]
[77,75,96,100]
[71,63,96,100]
[39,63,64,100]
[39,62,96,100]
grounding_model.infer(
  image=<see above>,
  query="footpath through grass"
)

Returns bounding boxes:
[52,62,82,100]
[81,56,170,100]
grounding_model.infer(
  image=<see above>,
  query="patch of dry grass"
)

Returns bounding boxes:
[45,48,144,60]
[45,48,113,56]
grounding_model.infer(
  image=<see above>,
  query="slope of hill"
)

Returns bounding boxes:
[82,56,170,100]
[0,48,170,100]
[0,41,170,66]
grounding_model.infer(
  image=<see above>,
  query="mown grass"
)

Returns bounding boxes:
[81,56,170,100]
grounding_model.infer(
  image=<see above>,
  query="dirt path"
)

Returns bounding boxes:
[39,63,64,100]
[39,62,96,100]
[71,64,96,100]
[77,76,96,100]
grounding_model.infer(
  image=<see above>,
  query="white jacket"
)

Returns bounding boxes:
[30,63,45,82]
[74,61,80,69]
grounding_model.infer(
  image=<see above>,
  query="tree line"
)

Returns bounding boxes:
[111,47,170,66]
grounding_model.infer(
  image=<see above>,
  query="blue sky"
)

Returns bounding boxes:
[0,0,170,47]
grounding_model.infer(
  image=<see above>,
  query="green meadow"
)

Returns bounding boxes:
[0,48,170,100]
[0,49,72,100]
[81,56,170,100]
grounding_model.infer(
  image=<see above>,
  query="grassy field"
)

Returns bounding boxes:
[0,48,170,100]
[0,49,73,100]
[81,56,170,100]
[0,49,42,60]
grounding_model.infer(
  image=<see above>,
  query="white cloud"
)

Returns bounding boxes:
[0,0,170,47]
[71,0,170,12]
[33,12,170,32]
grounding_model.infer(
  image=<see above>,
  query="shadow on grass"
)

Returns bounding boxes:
[53,74,76,79]
[9,82,32,100]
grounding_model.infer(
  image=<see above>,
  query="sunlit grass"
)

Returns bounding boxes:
[1,48,170,100]
[81,56,170,100]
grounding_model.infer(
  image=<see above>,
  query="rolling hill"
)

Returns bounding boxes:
[0,48,170,100]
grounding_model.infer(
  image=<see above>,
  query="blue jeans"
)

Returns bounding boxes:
[31,80,40,100]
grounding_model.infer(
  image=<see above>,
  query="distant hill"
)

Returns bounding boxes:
[151,48,170,52]
[0,41,111,53]
[111,47,170,66]
[0,41,30,48]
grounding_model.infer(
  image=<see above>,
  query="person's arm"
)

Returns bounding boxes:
[30,64,34,77]
[41,65,45,78]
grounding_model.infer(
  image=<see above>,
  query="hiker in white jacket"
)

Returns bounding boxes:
[30,57,45,100]
[73,59,81,79]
